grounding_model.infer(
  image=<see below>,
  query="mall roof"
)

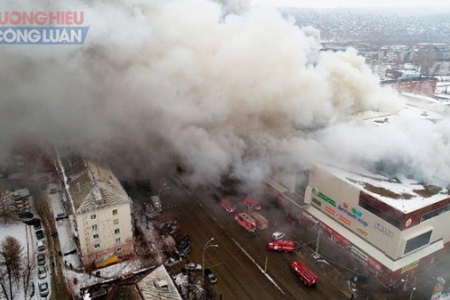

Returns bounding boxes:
[322,98,450,214]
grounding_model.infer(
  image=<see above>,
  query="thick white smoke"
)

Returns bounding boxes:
[1,0,423,187]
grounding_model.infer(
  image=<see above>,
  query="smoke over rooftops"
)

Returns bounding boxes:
[3,0,441,188]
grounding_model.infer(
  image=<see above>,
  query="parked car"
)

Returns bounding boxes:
[164,254,183,267]
[38,282,49,297]
[55,213,68,221]
[159,221,179,235]
[272,231,285,240]
[35,230,44,240]
[176,235,191,249]
[37,253,45,266]
[37,240,45,252]
[16,206,30,213]
[33,222,42,230]
[221,199,236,213]
[18,212,33,220]
[176,243,191,257]
[25,218,40,226]
[204,268,217,284]
[184,262,202,271]
[37,266,47,280]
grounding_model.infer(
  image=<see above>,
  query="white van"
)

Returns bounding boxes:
[37,240,45,252]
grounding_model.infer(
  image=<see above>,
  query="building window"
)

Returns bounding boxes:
[114,228,120,234]
[421,204,450,222]
[90,214,96,220]
[93,234,99,239]
[113,219,119,225]
[404,230,432,254]
[359,196,401,228]
[94,244,100,249]
[116,237,121,244]
[92,224,98,230]
[112,209,118,215]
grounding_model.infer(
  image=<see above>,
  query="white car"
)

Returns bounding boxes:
[272,231,285,240]
[184,262,202,271]
[38,266,47,280]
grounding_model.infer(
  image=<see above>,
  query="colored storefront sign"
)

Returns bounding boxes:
[337,202,368,227]
[356,227,369,237]
[401,261,419,274]
[312,188,336,207]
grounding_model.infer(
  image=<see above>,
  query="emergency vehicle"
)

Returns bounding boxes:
[291,261,318,287]
[235,212,257,232]
[221,199,236,213]
[243,196,261,211]
[267,240,295,252]
[249,211,269,230]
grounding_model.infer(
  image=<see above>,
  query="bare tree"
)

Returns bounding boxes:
[0,236,24,300]
[0,187,15,222]
[21,235,33,300]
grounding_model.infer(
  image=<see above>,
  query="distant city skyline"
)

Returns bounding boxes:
[261,0,450,9]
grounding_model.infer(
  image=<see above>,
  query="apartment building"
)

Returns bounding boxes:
[56,156,134,269]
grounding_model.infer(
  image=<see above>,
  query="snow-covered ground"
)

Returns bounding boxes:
[0,220,35,300]
[46,181,146,297]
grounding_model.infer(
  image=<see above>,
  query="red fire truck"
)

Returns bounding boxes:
[235,212,257,232]
[249,211,269,230]
[291,261,318,287]
[243,196,261,211]
[267,240,295,252]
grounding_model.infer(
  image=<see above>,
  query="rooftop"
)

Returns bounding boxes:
[62,158,131,214]
[321,98,450,214]
[321,163,449,214]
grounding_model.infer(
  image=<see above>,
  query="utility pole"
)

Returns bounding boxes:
[264,253,268,273]
[313,228,322,259]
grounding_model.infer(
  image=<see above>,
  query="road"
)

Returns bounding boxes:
[158,182,350,300]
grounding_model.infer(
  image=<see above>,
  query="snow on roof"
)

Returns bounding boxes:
[60,158,131,214]
[323,98,450,213]
[321,163,450,213]
[137,265,183,300]
[48,182,144,295]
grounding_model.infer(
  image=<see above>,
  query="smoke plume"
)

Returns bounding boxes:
[4,0,444,189]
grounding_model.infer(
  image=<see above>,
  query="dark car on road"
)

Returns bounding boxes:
[204,268,217,284]
[176,235,191,249]
[35,230,44,240]
[176,243,191,257]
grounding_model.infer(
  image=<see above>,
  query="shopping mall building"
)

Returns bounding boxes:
[266,99,450,288]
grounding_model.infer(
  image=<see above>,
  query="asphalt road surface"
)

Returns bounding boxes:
[158,182,350,300]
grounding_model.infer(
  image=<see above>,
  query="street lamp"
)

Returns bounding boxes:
[408,287,416,300]
[202,237,219,277]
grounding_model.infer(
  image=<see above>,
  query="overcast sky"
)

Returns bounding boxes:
[261,0,450,9]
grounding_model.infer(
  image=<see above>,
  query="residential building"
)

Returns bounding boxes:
[56,156,134,269]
